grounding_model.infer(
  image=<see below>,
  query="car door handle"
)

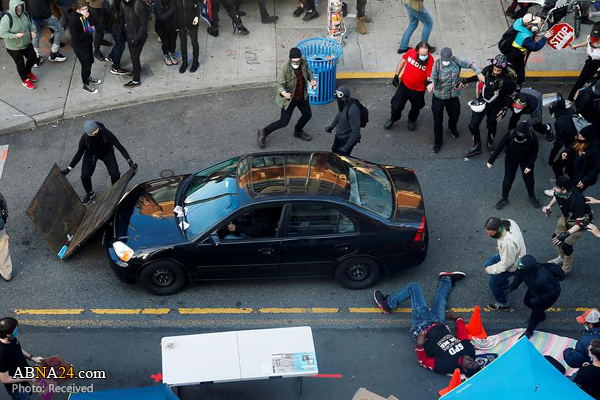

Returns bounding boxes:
[259,248,274,255]
[335,243,350,251]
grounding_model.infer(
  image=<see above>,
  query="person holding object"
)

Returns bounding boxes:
[508,88,554,142]
[542,175,593,275]
[325,86,362,156]
[257,47,316,149]
[563,308,600,368]
[384,41,433,132]
[483,217,526,311]
[0,194,11,282]
[0,317,45,400]
[61,120,137,205]
[505,255,564,339]
[568,23,600,101]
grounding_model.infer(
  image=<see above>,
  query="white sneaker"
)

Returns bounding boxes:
[544,189,554,198]
[34,56,44,68]
[547,255,563,265]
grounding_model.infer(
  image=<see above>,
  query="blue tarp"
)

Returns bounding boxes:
[442,338,594,400]
[68,385,179,400]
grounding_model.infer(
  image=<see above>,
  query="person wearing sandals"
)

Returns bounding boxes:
[152,0,177,66]
[67,1,103,93]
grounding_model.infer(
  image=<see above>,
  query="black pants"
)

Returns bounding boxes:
[6,43,37,81]
[432,95,460,146]
[128,38,146,82]
[213,0,243,28]
[356,0,367,17]
[179,26,199,62]
[469,103,501,144]
[73,46,94,85]
[159,23,177,55]
[332,136,357,155]
[508,113,550,136]
[502,157,536,200]
[568,57,600,100]
[509,54,526,86]
[524,296,557,334]
[264,98,312,135]
[390,83,425,122]
[88,6,105,53]
[81,150,120,194]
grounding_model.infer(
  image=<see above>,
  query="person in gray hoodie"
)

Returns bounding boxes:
[0,0,38,89]
[326,86,362,156]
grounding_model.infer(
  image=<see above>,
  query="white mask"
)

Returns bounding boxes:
[513,107,523,114]
[418,55,428,61]
[291,63,300,69]
[441,61,450,67]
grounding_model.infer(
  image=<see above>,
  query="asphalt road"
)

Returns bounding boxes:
[0,81,598,399]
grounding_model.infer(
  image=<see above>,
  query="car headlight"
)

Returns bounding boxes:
[112,241,134,262]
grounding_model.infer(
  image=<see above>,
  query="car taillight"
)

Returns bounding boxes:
[413,215,426,243]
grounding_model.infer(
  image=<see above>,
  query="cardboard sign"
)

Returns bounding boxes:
[548,23,575,50]
[33,355,73,400]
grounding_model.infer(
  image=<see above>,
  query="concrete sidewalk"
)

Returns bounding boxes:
[0,0,594,134]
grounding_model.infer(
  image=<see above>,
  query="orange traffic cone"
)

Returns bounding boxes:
[467,305,487,339]
[439,368,462,397]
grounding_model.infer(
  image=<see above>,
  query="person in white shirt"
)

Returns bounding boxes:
[568,23,600,101]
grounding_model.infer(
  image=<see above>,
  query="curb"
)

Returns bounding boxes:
[336,70,581,79]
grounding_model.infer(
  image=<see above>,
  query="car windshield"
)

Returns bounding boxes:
[341,157,394,218]
[185,194,241,238]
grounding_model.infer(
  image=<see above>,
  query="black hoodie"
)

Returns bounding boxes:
[119,0,149,45]
[507,257,563,309]
[174,0,199,30]
[67,9,93,49]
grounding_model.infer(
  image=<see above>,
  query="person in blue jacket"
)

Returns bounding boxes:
[564,308,600,368]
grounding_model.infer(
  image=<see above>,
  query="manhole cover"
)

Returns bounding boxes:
[160,170,174,177]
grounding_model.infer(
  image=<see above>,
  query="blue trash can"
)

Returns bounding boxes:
[297,38,343,105]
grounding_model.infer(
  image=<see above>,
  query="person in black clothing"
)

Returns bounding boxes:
[574,80,600,130]
[548,94,577,169]
[61,120,137,205]
[152,0,177,66]
[209,0,248,37]
[574,339,600,400]
[325,86,361,156]
[568,23,600,102]
[67,1,102,94]
[0,317,45,400]
[487,121,540,210]
[508,88,554,142]
[464,54,517,156]
[506,255,564,339]
[234,0,278,23]
[119,0,148,87]
[106,0,129,75]
[174,0,200,73]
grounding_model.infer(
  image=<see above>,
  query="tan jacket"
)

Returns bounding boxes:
[485,219,526,275]
[405,0,424,12]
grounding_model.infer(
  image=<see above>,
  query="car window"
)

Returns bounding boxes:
[185,194,241,239]
[183,158,238,204]
[219,206,283,241]
[287,204,356,237]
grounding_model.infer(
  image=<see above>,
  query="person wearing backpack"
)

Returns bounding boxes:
[119,0,148,87]
[325,86,364,156]
[0,0,39,89]
[487,121,541,210]
[508,87,554,142]
[427,47,484,153]
[0,192,12,282]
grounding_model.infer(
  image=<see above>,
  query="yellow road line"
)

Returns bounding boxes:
[91,309,142,315]
[349,307,412,313]
[258,308,339,314]
[178,308,253,314]
[337,70,581,79]
[142,308,171,314]
[15,309,85,315]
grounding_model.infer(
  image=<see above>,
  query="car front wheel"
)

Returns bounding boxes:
[139,261,188,296]
[334,257,381,290]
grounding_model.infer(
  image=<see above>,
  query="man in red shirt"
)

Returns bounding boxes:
[385,41,434,132]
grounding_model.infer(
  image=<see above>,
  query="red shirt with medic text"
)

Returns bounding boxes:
[401,49,433,92]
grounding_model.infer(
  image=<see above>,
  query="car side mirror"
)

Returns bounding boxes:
[210,234,221,246]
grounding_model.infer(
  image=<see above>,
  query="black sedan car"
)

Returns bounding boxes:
[105,152,427,295]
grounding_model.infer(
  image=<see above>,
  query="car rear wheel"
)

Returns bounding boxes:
[334,257,381,290]
[140,261,188,296]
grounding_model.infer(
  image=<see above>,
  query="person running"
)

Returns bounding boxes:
[257,47,316,148]
[568,23,600,101]
[487,121,540,210]
[28,0,67,63]
[385,41,433,132]
[397,0,434,54]
[67,1,103,94]
[119,0,149,87]
[506,255,564,339]
[152,0,177,66]
[508,88,554,142]
[61,120,137,205]
[0,0,39,90]
[564,308,600,368]
[373,272,482,377]
[326,86,362,156]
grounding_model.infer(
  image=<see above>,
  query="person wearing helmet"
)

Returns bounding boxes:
[508,88,554,142]
[548,94,577,169]
[505,13,553,86]
[505,255,564,339]
[487,121,540,210]
[463,54,517,157]
[568,22,600,101]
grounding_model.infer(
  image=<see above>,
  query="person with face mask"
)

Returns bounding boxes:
[257,47,316,148]
[325,86,361,156]
[61,120,137,205]
[563,308,600,368]
[0,0,39,89]
[568,23,600,101]
[119,0,149,87]
[548,94,577,169]
[373,272,484,378]
[508,88,554,142]
[428,47,484,153]
[574,339,600,400]
[0,317,45,400]
[384,41,433,132]
[505,255,564,339]
[0,193,11,282]
[487,121,540,210]
[505,13,553,86]
[483,217,526,311]
[464,54,518,156]
[67,1,103,93]
[542,175,593,274]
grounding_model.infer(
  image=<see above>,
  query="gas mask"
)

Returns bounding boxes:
[441,61,451,67]
[513,107,523,114]
[514,132,528,143]
[530,24,539,32]
[291,62,300,70]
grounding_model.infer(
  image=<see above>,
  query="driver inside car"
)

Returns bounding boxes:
[222,208,281,240]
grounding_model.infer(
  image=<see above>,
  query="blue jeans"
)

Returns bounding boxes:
[32,16,64,54]
[399,5,433,50]
[108,33,126,70]
[387,278,453,339]
[485,253,514,305]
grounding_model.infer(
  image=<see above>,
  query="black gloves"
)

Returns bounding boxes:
[127,159,138,169]
[61,168,70,175]
[392,75,400,88]
[555,231,571,244]
[325,126,334,133]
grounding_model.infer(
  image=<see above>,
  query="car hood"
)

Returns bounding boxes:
[114,175,187,249]
[383,165,425,224]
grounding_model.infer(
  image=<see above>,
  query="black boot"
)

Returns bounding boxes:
[190,60,199,73]
[207,26,219,37]
[179,60,188,74]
